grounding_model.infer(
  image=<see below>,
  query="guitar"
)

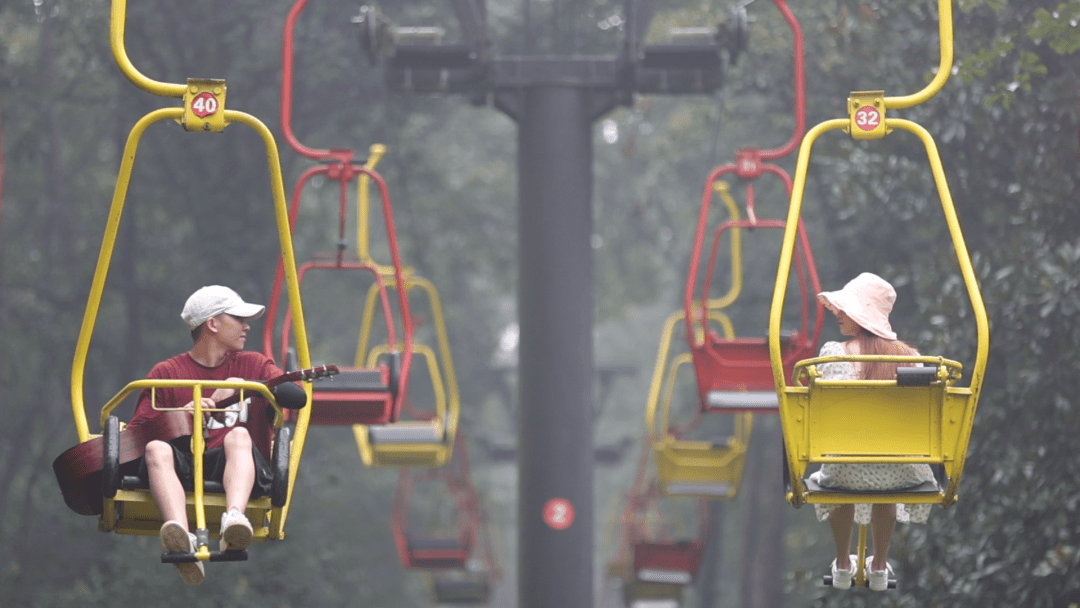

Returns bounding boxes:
[53,365,338,516]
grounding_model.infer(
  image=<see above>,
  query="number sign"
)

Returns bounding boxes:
[191,92,219,118]
[854,105,880,132]
[542,497,575,530]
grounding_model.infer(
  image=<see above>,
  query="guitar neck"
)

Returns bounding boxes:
[215,365,338,408]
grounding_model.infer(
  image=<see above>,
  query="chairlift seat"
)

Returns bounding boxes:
[405,535,470,568]
[803,476,941,495]
[637,569,693,585]
[121,475,227,495]
[780,356,969,507]
[623,579,684,605]
[663,481,732,497]
[707,390,778,410]
[432,578,491,604]
[300,365,394,426]
[315,368,386,391]
[633,539,701,585]
[654,437,747,499]
[369,422,443,444]
[692,332,812,414]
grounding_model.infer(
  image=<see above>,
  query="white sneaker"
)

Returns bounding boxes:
[866,556,893,591]
[830,555,856,590]
[219,508,253,552]
[159,521,204,586]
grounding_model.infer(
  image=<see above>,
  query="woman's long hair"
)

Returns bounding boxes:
[854,330,918,380]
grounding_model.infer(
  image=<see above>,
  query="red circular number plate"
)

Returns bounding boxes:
[191,91,219,118]
[542,498,575,530]
[855,105,880,131]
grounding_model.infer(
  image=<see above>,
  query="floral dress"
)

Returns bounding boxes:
[808,341,934,525]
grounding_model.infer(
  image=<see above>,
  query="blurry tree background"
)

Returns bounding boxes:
[0,0,1077,606]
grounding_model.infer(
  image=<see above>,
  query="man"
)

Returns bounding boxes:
[129,285,286,585]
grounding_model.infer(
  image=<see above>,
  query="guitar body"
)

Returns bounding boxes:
[53,412,192,516]
[54,365,337,516]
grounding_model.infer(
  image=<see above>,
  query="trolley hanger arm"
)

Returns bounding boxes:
[110,0,186,97]
[887,0,954,110]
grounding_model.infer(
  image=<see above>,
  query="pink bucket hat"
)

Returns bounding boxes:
[817,272,897,340]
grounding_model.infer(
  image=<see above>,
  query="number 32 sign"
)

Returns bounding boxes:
[854,105,880,132]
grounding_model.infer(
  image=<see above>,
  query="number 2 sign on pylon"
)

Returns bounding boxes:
[543,497,575,530]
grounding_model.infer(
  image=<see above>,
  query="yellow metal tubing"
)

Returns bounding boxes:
[886,0,954,110]
[110,0,186,98]
[706,180,743,310]
[356,275,460,448]
[656,353,693,437]
[227,109,314,538]
[69,107,310,538]
[70,108,181,443]
[99,379,283,429]
[643,310,733,443]
[364,341,448,425]
[771,117,989,508]
[357,143,391,270]
[654,354,753,449]
[354,341,454,467]
[768,118,846,392]
[854,525,868,587]
[191,385,207,545]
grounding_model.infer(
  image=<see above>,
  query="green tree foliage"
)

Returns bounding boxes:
[1,0,1078,606]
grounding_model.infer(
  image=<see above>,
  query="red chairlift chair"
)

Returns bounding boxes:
[429,490,501,605]
[391,433,479,569]
[262,166,413,426]
[265,0,414,426]
[683,0,823,414]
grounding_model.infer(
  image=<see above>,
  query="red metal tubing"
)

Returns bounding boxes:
[263,164,328,358]
[758,0,805,161]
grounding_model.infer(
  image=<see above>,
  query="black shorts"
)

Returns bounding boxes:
[139,436,274,499]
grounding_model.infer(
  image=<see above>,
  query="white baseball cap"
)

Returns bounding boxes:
[181,285,265,330]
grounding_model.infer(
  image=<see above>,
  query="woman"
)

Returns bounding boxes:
[809,272,935,591]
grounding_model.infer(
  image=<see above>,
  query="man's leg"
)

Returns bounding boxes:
[146,440,190,527]
[219,427,254,551]
[221,427,255,511]
[146,440,204,585]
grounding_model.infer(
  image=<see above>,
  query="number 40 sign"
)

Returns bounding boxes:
[191,91,219,118]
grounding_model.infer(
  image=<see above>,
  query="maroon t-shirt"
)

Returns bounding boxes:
[129,351,283,460]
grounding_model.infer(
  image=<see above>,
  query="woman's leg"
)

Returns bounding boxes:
[828,505,855,569]
[869,504,896,571]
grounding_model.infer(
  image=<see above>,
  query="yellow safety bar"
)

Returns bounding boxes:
[645,310,733,443]
[355,274,460,459]
[352,342,457,467]
[357,143,395,274]
[71,0,314,541]
[703,181,743,310]
[97,380,288,542]
[769,121,989,508]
